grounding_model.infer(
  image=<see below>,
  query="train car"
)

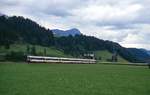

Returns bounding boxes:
[27,55,96,64]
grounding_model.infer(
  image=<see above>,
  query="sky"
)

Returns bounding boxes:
[0,0,150,50]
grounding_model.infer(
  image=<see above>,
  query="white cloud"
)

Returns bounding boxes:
[72,4,142,25]
[119,24,150,49]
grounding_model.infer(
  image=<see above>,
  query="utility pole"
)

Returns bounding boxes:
[112,44,118,62]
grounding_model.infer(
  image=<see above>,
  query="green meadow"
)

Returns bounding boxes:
[0,62,150,95]
[94,50,128,63]
[0,44,72,58]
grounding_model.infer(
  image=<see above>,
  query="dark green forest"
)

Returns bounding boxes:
[0,15,149,63]
[0,16,54,47]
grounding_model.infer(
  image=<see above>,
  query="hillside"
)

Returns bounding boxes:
[8,44,71,57]
[0,43,127,63]
[0,15,150,63]
[94,50,128,63]
[0,44,72,61]
[0,15,54,47]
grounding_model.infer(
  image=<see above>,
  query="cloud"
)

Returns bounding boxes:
[120,24,150,49]
[72,4,142,25]
[0,0,150,49]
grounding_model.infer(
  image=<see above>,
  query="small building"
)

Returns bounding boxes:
[83,53,95,59]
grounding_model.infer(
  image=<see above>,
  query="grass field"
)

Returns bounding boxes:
[0,62,150,95]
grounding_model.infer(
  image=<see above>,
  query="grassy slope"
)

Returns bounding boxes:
[0,44,72,57]
[0,62,150,95]
[0,44,127,63]
[94,50,128,63]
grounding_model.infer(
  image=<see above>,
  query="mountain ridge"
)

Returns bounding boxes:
[52,28,81,37]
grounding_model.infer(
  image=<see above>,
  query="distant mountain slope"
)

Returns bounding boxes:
[52,28,81,37]
[147,51,150,55]
[140,49,150,55]
[127,48,150,62]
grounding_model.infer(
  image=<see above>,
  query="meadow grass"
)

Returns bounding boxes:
[0,44,72,57]
[94,50,128,63]
[0,62,150,95]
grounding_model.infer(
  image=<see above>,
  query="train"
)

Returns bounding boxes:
[27,55,96,64]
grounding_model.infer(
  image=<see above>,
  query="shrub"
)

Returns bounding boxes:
[5,51,26,61]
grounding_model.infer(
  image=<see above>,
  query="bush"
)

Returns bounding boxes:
[0,53,6,61]
[5,51,26,61]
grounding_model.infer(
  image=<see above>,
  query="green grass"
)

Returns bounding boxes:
[95,50,128,63]
[0,44,72,57]
[0,62,150,95]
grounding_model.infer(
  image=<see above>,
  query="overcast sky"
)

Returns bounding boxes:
[0,0,150,50]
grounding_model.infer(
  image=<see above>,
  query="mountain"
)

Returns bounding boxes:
[0,15,150,63]
[127,48,150,63]
[146,50,150,56]
[147,51,150,55]
[52,28,81,37]
[140,49,150,56]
